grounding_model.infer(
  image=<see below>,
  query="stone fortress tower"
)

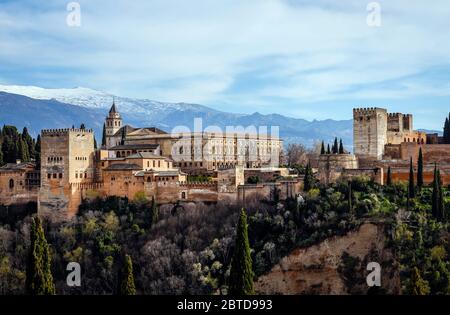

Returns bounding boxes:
[353,108,388,160]
[38,128,95,221]
[105,101,123,149]
[353,107,426,161]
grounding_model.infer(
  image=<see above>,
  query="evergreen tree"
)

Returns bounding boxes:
[26,217,55,295]
[303,162,314,192]
[320,141,325,155]
[94,137,98,150]
[18,138,30,162]
[102,123,107,147]
[443,115,450,144]
[347,181,352,214]
[338,139,344,154]
[432,165,439,220]
[22,127,35,159]
[326,144,331,154]
[408,157,415,198]
[120,255,136,295]
[0,149,3,166]
[35,135,41,167]
[151,196,158,226]
[417,147,424,188]
[437,170,445,222]
[229,209,254,295]
[431,165,445,222]
[332,137,338,154]
[410,267,430,295]
[386,166,392,186]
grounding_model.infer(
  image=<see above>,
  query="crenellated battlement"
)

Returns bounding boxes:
[353,107,387,116]
[388,112,402,118]
[42,128,93,135]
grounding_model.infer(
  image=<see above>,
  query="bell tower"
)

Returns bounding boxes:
[105,100,123,148]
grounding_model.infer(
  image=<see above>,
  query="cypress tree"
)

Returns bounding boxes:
[347,181,352,213]
[102,123,107,147]
[22,127,35,159]
[0,149,3,166]
[437,170,445,222]
[332,137,338,154]
[229,209,254,295]
[94,137,98,150]
[386,166,392,186]
[320,141,325,155]
[26,217,55,295]
[408,157,415,198]
[432,164,439,219]
[417,148,423,188]
[326,144,331,154]
[303,162,314,192]
[339,139,344,154]
[35,135,41,167]
[444,115,450,144]
[120,255,136,295]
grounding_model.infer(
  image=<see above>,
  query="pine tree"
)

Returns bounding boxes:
[320,141,325,155]
[326,144,331,154]
[94,137,98,150]
[229,209,254,295]
[26,217,55,295]
[102,123,107,147]
[411,267,430,295]
[386,166,392,186]
[339,139,344,154]
[120,255,136,295]
[151,196,158,226]
[408,157,415,198]
[417,147,424,188]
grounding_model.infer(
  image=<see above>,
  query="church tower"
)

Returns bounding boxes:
[105,101,123,148]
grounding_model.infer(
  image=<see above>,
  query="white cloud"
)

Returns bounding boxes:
[0,0,449,123]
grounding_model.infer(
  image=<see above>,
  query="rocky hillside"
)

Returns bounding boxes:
[255,223,401,295]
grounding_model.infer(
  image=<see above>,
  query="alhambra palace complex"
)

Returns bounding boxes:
[1,104,449,221]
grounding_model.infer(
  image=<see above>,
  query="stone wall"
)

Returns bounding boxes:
[317,154,358,185]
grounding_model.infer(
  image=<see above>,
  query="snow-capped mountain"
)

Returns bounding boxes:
[0,85,223,125]
[0,85,354,147]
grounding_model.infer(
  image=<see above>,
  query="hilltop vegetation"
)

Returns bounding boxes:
[0,175,448,295]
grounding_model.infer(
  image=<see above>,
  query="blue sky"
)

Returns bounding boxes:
[0,0,449,130]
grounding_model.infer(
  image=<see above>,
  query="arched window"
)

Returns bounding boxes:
[179,146,183,155]
[181,192,186,199]
[9,179,14,190]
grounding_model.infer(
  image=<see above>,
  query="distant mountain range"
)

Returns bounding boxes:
[0,85,354,148]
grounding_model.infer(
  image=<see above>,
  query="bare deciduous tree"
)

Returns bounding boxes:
[285,143,308,167]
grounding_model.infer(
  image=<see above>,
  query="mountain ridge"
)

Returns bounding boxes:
[0,85,355,147]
